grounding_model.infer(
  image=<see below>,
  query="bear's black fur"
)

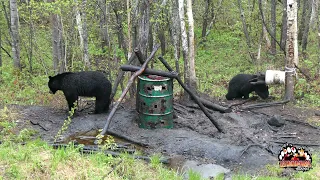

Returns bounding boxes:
[48,71,112,114]
[225,74,269,100]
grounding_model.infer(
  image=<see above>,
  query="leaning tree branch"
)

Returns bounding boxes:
[258,0,286,54]
[110,53,137,101]
[294,63,312,81]
[0,46,11,58]
[158,56,224,132]
[99,44,160,137]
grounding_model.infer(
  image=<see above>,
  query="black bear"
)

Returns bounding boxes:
[48,71,112,114]
[225,73,269,100]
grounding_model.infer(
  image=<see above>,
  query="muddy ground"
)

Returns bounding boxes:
[7,96,320,176]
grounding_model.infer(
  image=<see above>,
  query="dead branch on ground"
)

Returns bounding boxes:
[241,100,290,110]
[270,141,320,147]
[240,143,274,158]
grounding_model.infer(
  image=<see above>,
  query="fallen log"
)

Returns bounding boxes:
[158,56,224,132]
[120,65,178,79]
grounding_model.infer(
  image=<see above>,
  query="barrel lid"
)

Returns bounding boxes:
[138,75,171,82]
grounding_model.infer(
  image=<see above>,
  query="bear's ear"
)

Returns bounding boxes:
[49,76,52,79]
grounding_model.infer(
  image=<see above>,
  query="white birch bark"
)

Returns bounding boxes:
[284,0,298,101]
[75,0,90,69]
[10,0,21,70]
[186,0,197,89]
[309,0,318,30]
[178,0,189,87]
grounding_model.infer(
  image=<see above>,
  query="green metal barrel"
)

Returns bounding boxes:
[136,75,173,129]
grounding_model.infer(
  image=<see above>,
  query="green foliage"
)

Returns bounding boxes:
[54,101,77,142]
[187,169,203,180]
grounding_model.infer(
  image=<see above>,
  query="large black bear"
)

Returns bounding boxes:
[48,71,112,114]
[225,73,269,100]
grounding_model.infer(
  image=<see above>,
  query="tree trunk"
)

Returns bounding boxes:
[75,0,90,69]
[28,0,33,73]
[201,0,210,39]
[280,0,287,51]
[284,0,298,101]
[171,0,181,76]
[298,0,308,44]
[113,3,128,60]
[137,0,150,59]
[98,0,110,49]
[158,27,166,56]
[10,0,21,71]
[82,0,90,69]
[0,25,2,75]
[127,0,132,60]
[151,0,168,61]
[149,24,154,57]
[75,3,83,48]
[309,0,318,30]
[178,0,190,93]
[301,0,311,53]
[270,0,276,55]
[237,0,255,62]
[51,13,64,73]
[318,3,320,75]
[187,0,197,90]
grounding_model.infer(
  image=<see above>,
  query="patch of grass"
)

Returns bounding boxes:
[0,139,183,179]
[215,173,225,180]
[265,164,284,177]
[187,169,203,180]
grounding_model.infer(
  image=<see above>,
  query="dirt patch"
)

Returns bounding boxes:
[7,97,320,175]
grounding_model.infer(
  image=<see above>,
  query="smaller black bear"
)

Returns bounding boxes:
[48,71,112,114]
[226,73,269,100]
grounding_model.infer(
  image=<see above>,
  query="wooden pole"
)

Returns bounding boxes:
[157,56,224,132]
[99,45,160,136]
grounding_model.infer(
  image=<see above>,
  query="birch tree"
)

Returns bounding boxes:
[10,0,21,70]
[238,0,255,61]
[284,0,298,101]
[75,0,90,69]
[127,0,132,60]
[309,0,318,30]
[186,0,197,90]
[178,0,190,90]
